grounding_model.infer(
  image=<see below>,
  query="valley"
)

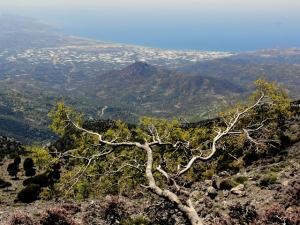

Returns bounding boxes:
[1,14,300,144]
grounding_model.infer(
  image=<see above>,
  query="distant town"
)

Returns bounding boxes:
[0,38,234,72]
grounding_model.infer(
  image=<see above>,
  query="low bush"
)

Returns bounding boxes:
[219,179,237,190]
[120,216,151,225]
[60,203,81,215]
[25,168,36,178]
[23,174,48,187]
[23,177,34,186]
[82,196,138,225]
[233,176,248,184]
[38,207,78,225]
[40,188,51,200]
[48,169,60,180]
[7,211,35,225]
[259,176,270,187]
[0,181,12,189]
[254,203,300,224]
[14,156,21,165]
[259,174,277,186]
[23,157,34,171]
[7,163,19,178]
[276,178,300,208]
[17,183,41,203]
[269,175,277,184]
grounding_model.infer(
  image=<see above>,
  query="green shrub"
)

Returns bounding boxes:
[233,176,248,184]
[201,169,214,180]
[40,188,52,200]
[23,174,48,187]
[219,179,237,190]
[259,173,277,186]
[270,175,277,184]
[270,165,282,172]
[35,174,49,187]
[17,184,41,203]
[120,216,151,225]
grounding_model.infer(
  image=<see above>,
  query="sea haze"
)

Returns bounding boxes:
[3,8,300,52]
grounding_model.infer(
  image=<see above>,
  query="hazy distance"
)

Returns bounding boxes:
[1,0,300,52]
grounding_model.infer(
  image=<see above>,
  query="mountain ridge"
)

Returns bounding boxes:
[88,62,245,119]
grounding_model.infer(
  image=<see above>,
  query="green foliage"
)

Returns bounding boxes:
[201,169,215,180]
[233,176,248,184]
[216,155,235,173]
[270,174,277,184]
[120,216,151,225]
[48,101,83,137]
[46,78,292,200]
[219,179,237,190]
[40,188,52,200]
[253,76,291,119]
[259,176,271,187]
[74,181,93,200]
[23,174,48,187]
[27,146,56,171]
[270,165,284,173]
[17,183,41,203]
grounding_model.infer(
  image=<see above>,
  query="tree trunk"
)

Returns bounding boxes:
[143,143,203,225]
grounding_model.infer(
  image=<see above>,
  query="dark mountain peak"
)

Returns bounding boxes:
[112,61,158,79]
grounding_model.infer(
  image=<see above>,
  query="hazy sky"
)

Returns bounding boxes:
[1,0,300,51]
[1,0,300,13]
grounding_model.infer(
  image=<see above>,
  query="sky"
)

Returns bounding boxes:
[1,0,300,51]
[1,0,300,11]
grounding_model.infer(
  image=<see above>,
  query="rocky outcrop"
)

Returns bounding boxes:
[0,136,24,155]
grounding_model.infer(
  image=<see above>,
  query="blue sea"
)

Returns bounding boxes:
[6,9,300,52]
